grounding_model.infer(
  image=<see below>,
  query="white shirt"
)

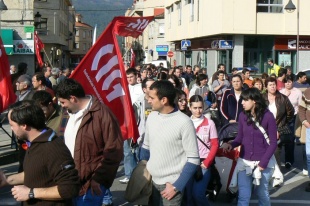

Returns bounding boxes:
[64,96,92,157]
[269,102,277,119]
[128,83,143,105]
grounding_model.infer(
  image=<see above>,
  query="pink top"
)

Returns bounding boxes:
[192,117,218,158]
[280,87,302,115]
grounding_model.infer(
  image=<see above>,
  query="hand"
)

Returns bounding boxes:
[221,143,232,153]
[160,182,177,201]
[90,179,102,196]
[258,166,264,171]
[304,122,310,129]
[11,185,30,201]
[201,162,207,169]
[211,103,217,109]
[0,171,8,187]
[229,120,236,123]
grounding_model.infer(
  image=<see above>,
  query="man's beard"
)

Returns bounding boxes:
[16,133,28,142]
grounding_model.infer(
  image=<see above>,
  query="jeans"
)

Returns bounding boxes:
[185,168,211,206]
[123,139,137,178]
[152,182,183,206]
[73,185,112,206]
[237,168,273,206]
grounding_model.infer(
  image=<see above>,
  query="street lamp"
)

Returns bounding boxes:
[34,12,42,28]
[285,0,299,71]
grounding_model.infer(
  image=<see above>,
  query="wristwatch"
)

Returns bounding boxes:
[29,188,35,199]
[173,186,178,193]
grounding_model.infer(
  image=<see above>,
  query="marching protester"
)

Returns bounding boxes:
[175,89,191,116]
[0,101,80,205]
[184,95,218,206]
[263,77,294,168]
[222,88,277,206]
[55,79,123,206]
[140,80,200,205]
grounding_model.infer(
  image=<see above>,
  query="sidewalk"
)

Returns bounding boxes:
[0,112,18,167]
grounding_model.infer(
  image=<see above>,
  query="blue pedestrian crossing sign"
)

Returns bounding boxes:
[181,40,191,50]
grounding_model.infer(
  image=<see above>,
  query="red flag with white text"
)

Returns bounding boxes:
[70,16,153,141]
[130,48,135,68]
[34,32,44,67]
[0,37,16,112]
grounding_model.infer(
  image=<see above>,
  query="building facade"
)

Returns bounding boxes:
[124,0,171,67]
[164,0,310,77]
[70,14,93,68]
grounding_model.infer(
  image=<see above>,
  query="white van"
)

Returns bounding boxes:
[150,60,171,69]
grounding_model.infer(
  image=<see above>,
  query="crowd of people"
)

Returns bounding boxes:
[1,59,310,206]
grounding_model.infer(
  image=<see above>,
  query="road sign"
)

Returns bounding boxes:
[219,40,234,49]
[167,51,174,58]
[181,40,191,50]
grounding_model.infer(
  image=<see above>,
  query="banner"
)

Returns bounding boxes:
[34,32,44,67]
[0,37,16,112]
[70,16,153,141]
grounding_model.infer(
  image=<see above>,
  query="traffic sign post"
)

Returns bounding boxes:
[167,51,174,66]
[181,40,191,50]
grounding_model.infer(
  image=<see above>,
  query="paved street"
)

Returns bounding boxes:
[1,119,310,205]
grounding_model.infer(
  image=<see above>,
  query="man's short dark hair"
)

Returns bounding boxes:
[242,68,250,75]
[55,78,85,100]
[278,68,287,77]
[141,78,154,89]
[150,80,176,106]
[232,67,238,72]
[126,68,138,76]
[33,72,47,86]
[32,90,53,107]
[217,63,225,70]
[217,70,225,75]
[268,58,274,63]
[9,100,46,130]
[297,71,306,79]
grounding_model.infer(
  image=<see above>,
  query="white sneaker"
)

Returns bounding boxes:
[303,169,308,176]
[119,177,130,184]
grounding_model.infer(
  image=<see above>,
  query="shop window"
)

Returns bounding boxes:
[257,0,283,13]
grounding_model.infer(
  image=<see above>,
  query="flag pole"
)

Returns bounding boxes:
[42,48,53,68]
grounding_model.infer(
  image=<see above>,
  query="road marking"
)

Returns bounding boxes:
[250,200,310,204]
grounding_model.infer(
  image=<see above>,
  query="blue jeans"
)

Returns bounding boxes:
[237,168,273,206]
[123,140,137,178]
[306,128,310,177]
[73,185,112,206]
[185,168,211,206]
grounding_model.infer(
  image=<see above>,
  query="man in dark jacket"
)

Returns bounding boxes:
[0,101,80,206]
[55,78,123,206]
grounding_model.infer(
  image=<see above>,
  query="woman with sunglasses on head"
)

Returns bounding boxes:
[222,88,277,206]
[184,95,218,206]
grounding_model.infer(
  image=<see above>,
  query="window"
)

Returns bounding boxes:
[83,31,86,38]
[257,0,283,13]
[158,23,164,36]
[37,0,47,2]
[76,29,79,36]
[75,43,79,49]
[177,2,182,25]
[190,0,194,22]
[83,43,86,51]
[167,7,172,29]
[37,18,47,29]
[185,0,191,5]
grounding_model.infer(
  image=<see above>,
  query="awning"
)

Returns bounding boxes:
[1,29,13,55]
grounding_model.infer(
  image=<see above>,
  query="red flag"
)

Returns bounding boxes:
[0,37,16,112]
[34,32,44,67]
[70,16,153,141]
[130,48,135,68]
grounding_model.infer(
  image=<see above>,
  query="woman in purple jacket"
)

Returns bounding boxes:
[222,88,277,206]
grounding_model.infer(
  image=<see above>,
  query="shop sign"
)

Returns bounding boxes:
[13,40,34,54]
[288,39,310,50]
